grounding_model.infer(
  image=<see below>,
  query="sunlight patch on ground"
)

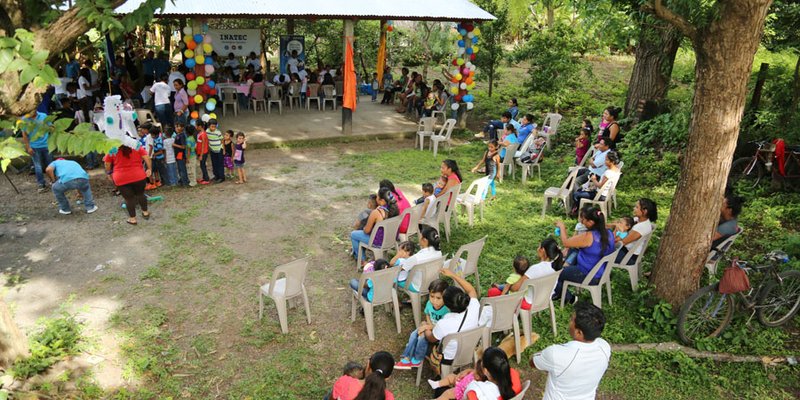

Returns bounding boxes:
[25,248,49,262]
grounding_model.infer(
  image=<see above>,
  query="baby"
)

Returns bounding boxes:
[613,216,635,247]
[487,256,529,297]
[391,241,418,267]
[353,194,378,230]
[329,361,365,400]
[433,175,447,196]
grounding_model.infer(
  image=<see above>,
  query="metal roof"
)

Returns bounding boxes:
[116,0,496,21]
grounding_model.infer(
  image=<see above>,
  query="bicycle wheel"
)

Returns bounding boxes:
[729,157,764,188]
[677,283,735,345]
[756,270,800,327]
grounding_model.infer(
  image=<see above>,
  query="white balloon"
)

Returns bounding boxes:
[460,83,467,89]
[466,102,474,110]
[451,103,460,111]
[201,114,211,122]
[466,62,474,69]
[467,32,475,39]
[457,47,465,55]
[188,89,197,96]
[183,27,192,35]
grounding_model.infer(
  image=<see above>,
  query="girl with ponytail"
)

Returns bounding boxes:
[352,351,395,400]
[509,238,565,310]
[462,347,521,400]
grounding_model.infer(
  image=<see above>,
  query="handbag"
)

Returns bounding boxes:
[719,259,751,294]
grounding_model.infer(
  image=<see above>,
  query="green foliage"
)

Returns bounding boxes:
[393,22,454,74]
[76,0,167,40]
[512,24,590,108]
[473,0,510,96]
[11,307,84,379]
[619,105,691,156]
[0,29,59,87]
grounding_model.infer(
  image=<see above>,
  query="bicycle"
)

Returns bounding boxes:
[729,140,800,188]
[677,250,800,345]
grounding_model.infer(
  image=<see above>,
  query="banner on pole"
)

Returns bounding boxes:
[279,35,305,75]
[207,29,260,57]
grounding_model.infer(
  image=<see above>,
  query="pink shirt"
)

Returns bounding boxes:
[174,88,189,112]
[393,188,412,234]
[331,375,395,400]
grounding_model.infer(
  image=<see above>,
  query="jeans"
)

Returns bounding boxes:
[554,264,600,303]
[154,103,173,126]
[484,120,504,141]
[152,158,168,184]
[198,153,209,181]
[210,151,224,181]
[614,246,638,265]
[573,190,601,207]
[401,329,430,362]
[176,159,189,186]
[349,278,370,300]
[350,230,371,259]
[371,90,378,101]
[575,168,592,187]
[52,178,94,212]
[31,147,53,187]
[174,112,187,126]
[85,151,99,169]
[165,162,177,186]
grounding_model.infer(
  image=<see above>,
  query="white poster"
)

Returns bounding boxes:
[207,29,261,57]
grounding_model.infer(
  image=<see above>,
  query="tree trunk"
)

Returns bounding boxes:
[488,64,494,97]
[650,0,773,307]
[546,6,555,28]
[791,54,800,115]
[624,20,682,121]
[0,299,27,368]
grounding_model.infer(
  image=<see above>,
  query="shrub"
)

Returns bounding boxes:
[12,308,84,379]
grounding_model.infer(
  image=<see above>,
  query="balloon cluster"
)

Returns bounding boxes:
[385,20,394,32]
[180,26,218,121]
[450,22,481,111]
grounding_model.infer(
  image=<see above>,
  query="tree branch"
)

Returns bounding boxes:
[612,342,797,365]
[647,0,698,43]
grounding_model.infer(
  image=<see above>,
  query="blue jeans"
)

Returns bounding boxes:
[165,162,178,186]
[401,329,430,362]
[553,264,599,304]
[176,159,189,186]
[573,190,603,207]
[615,246,638,265]
[484,120,504,140]
[350,230,371,259]
[52,178,94,212]
[174,112,187,126]
[349,278,370,300]
[210,151,224,181]
[31,147,53,187]
[154,103,173,126]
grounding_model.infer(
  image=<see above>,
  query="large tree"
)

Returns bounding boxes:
[649,0,774,306]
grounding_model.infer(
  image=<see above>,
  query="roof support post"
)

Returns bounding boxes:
[342,19,354,136]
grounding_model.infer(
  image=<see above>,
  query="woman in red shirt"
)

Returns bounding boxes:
[104,145,152,225]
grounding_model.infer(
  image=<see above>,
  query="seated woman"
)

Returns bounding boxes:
[395,226,442,292]
[609,198,658,265]
[349,188,399,261]
[437,159,463,198]
[554,205,615,304]
[380,179,411,234]
[430,346,522,400]
[572,151,621,214]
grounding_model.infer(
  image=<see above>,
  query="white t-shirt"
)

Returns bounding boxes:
[626,221,654,255]
[55,77,72,95]
[598,169,621,198]
[163,137,176,164]
[286,57,299,74]
[397,247,442,291]
[523,261,558,304]
[463,380,501,400]
[246,58,262,72]
[534,339,611,400]
[77,76,91,99]
[433,297,480,360]
[423,194,437,220]
[273,73,290,84]
[224,58,241,75]
[150,82,172,106]
[168,72,185,92]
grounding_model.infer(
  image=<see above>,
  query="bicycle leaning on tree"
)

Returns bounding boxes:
[728,140,800,188]
[677,250,800,345]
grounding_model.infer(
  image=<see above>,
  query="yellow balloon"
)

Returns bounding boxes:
[194,94,204,103]
[472,46,479,54]
[454,73,462,81]
[183,35,193,44]
[209,113,217,120]
[195,55,205,65]
[450,87,459,94]
[473,27,481,36]
[202,43,213,53]
[184,49,194,58]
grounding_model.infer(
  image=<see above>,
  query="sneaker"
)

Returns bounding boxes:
[145,184,157,190]
[86,205,98,214]
[199,180,211,185]
[37,186,48,193]
[394,358,414,370]
[59,209,72,215]
[473,132,485,139]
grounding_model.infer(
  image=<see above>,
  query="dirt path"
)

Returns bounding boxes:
[0,139,454,398]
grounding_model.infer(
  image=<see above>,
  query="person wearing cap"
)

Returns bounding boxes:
[45,158,97,215]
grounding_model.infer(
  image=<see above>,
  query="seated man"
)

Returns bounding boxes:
[711,192,743,249]
[532,302,610,400]
[575,136,611,186]
[477,98,520,140]
[46,158,98,215]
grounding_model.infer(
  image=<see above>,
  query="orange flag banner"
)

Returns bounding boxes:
[376,25,387,87]
[344,36,357,111]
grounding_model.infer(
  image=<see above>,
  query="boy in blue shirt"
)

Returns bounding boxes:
[45,159,97,215]
[395,279,450,369]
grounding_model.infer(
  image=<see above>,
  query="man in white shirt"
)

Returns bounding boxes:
[224,53,242,80]
[532,302,611,400]
[286,50,299,74]
[246,52,262,72]
[577,136,611,186]
[150,74,174,125]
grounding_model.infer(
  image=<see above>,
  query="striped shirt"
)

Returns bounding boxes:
[207,129,222,153]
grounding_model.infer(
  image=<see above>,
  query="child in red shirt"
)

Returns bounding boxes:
[195,121,210,184]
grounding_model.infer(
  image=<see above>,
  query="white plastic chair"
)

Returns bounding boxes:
[444,236,487,294]
[456,176,491,226]
[510,380,532,400]
[221,87,239,117]
[577,176,620,223]
[540,113,563,150]
[480,291,524,363]
[561,251,618,308]
[356,215,402,271]
[706,228,743,275]
[518,271,561,341]
[321,85,336,110]
[497,143,519,182]
[286,82,302,109]
[431,98,448,126]
[542,168,580,217]
[398,204,424,242]
[570,145,596,172]
[135,108,160,128]
[516,145,545,184]
[335,81,344,102]
[306,83,321,110]
[438,184,461,242]
[265,85,283,115]
[350,267,402,341]
[258,257,311,334]
[416,117,436,150]
[402,257,445,327]
[416,326,486,386]
[430,119,457,157]
[249,84,267,113]
[612,226,655,291]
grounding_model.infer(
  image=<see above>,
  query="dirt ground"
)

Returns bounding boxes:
[0,138,468,398]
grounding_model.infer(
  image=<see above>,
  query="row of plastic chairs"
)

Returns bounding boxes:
[417,117,457,157]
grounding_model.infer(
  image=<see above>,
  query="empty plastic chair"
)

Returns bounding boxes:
[542,168,580,217]
[416,117,436,150]
[444,235,487,294]
[321,85,336,110]
[221,87,239,116]
[307,83,321,110]
[540,113,563,150]
[456,177,491,226]
[266,86,283,115]
[250,83,267,113]
[480,291,524,363]
[258,257,311,334]
[430,119,457,157]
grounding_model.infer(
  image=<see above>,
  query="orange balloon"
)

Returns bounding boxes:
[465,77,473,84]
[451,77,459,83]
[191,111,199,119]
[186,41,197,50]
[469,71,475,77]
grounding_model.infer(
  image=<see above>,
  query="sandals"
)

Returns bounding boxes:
[126,219,137,225]
[142,212,151,220]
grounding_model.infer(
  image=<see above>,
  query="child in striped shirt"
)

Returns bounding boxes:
[206,119,225,183]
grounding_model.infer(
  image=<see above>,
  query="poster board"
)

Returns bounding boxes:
[279,35,305,75]
[207,29,260,57]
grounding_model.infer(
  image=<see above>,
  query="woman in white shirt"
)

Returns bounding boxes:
[509,238,564,309]
[572,151,621,207]
[422,267,480,363]
[396,226,443,292]
[610,197,658,265]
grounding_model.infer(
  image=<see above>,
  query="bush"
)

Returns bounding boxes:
[12,308,84,379]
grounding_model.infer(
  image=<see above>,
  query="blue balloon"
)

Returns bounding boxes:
[472,36,479,44]
[193,34,203,43]
[190,119,197,126]
[206,102,216,111]
[466,47,474,55]
[207,80,216,88]
[459,29,467,36]
[464,95,474,102]
[457,40,465,47]
[185,58,196,68]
